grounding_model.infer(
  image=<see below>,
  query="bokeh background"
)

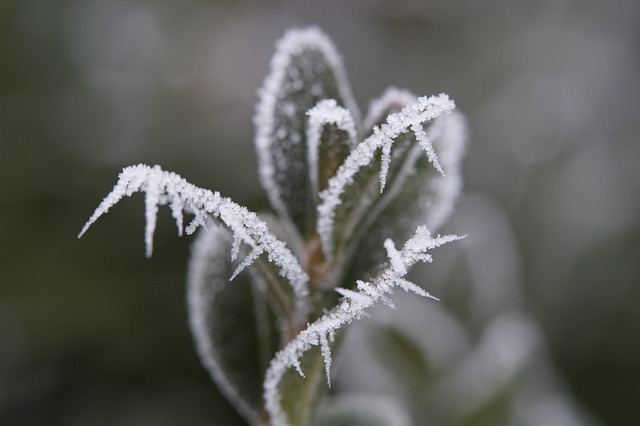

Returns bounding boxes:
[2,0,639,425]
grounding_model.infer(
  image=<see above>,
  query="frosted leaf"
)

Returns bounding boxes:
[254,27,360,238]
[263,225,464,426]
[346,110,467,279]
[307,99,357,197]
[317,93,455,261]
[187,224,279,424]
[79,164,309,321]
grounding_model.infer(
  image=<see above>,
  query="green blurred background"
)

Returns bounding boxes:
[1,0,639,424]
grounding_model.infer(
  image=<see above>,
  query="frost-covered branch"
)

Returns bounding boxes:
[78,164,309,320]
[317,94,455,258]
[263,226,465,426]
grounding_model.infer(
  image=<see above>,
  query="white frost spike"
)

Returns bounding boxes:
[318,94,455,258]
[396,278,439,301]
[320,334,332,388]
[78,164,309,320]
[379,136,393,191]
[384,238,407,275]
[411,122,444,176]
[231,233,243,262]
[263,225,465,426]
[230,247,261,281]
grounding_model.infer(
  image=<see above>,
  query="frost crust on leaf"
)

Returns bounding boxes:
[263,226,464,426]
[254,27,360,238]
[188,224,266,424]
[78,164,309,320]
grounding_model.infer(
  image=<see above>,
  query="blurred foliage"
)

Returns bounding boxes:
[1,0,639,425]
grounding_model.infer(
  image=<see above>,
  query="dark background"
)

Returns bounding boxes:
[2,0,639,424]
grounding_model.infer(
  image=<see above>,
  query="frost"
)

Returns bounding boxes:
[411,122,445,176]
[78,164,309,320]
[317,93,455,258]
[384,239,407,275]
[263,226,464,426]
[362,87,417,132]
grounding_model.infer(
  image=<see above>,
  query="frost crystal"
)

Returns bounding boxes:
[79,164,309,320]
[263,226,464,426]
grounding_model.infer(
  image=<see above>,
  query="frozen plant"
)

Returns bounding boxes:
[79,27,467,426]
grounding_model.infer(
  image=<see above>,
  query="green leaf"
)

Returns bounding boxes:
[370,325,435,391]
[317,394,412,426]
[348,111,467,280]
[323,89,422,279]
[277,345,329,426]
[255,27,359,239]
[459,378,515,426]
[187,224,280,424]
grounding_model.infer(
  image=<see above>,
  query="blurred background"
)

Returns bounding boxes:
[1,0,639,425]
